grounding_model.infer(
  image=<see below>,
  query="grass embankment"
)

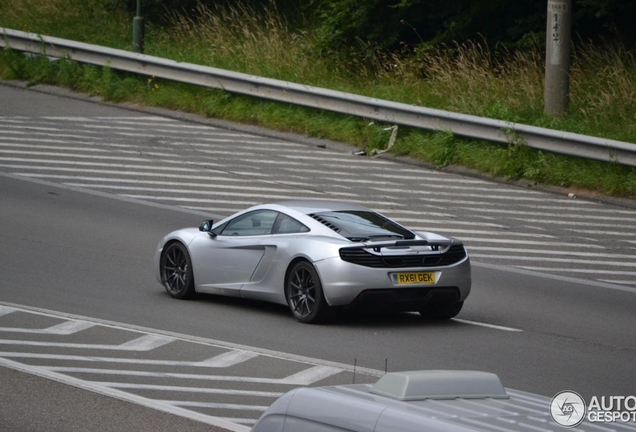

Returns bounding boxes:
[1,0,635,199]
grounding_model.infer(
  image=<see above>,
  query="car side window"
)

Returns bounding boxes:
[219,210,278,237]
[272,213,309,234]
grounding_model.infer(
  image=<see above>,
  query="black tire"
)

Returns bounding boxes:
[285,261,333,324]
[419,301,463,320]
[160,242,195,299]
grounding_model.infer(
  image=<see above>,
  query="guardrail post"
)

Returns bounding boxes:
[132,0,144,53]
[544,0,572,117]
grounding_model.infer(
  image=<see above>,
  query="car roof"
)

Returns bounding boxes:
[274,200,372,215]
[253,370,631,432]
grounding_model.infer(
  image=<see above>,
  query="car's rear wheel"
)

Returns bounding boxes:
[160,242,195,299]
[419,301,463,320]
[285,261,333,324]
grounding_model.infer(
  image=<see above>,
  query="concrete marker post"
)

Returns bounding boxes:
[544,0,572,117]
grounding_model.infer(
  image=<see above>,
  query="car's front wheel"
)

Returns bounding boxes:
[419,301,463,320]
[160,242,195,299]
[285,261,333,324]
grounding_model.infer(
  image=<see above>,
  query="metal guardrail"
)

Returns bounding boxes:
[2,27,635,167]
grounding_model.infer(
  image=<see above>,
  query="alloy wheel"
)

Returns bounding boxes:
[288,267,316,319]
[163,245,190,295]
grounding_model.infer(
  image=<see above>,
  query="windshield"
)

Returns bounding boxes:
[312,211,415,241]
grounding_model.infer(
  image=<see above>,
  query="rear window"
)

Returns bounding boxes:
[311,211,415,241]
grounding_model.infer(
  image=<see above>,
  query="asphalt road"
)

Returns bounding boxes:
[0,83,635,430]
[0,365,227,432]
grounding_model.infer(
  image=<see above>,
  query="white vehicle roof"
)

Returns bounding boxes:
[251,370,636,432]
[274,200,371,214]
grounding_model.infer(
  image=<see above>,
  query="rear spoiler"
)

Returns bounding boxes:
[354,238,462,252]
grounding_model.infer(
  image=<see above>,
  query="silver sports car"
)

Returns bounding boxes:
[155,201,471,323]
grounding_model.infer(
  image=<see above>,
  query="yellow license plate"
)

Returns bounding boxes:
[392,272,436,285]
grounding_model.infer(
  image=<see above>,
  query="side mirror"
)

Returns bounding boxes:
[199,220,213,232]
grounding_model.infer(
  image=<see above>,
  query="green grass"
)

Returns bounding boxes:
[1,0,635,199]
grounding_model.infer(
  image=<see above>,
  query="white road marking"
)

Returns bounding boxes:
[103,122,222,131]
[514,218,636,229]
[0,306,16,317]
[470,254,636,267]
[39,116,172,121]
[64,183,330,196]
[461,238,604,248]
[365,173,492,183]
[410,221,507,228]
[2,113,635,288]
[124,195,406,208]
[0,142,112,152]
[420,228,557,241]
[459,207,636,222]
[415,194,591,204]
[374,184,543,194]
[0,351,260,367]
[40,176,357,197]
[17,174,255,184]
[166,401,269,411]
[197,351,261,367]
[373,186,580,205]
[130,197,259,206]
[0,334,174,351]
[453,319,523,332]
[0,302,382,376]
[96,382,283,397]
[216,418,258,426]
[138,129,260,138]
[0,137,140,147]
[0,130,115,140]
[0,149,155,162]
[0,320,95,334]
[117,194,304,203]
[0,357,249,432]
[161,139,303,148]
[518,267,636,276]
[41,366,343,385]
[387,213,457,220]
[160,141,339,154]
[118,334,176,350]
[598,280,636,285]
[511,205,636,215]
[280,366,343,385]
[564,229,636,237]
[15,170,268,181]
[468,247,633,259]
[0,158,208,171]
[1,126,61,131]
[183,206,244,214]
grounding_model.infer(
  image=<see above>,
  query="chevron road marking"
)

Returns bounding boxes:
[0,334,175,351]
[469,255,636,267]
[40,365,344,385]
[0,320,95,334]
[0,304,352,429]
[1,114,635,288]
[0,356,250,432]
[0,305,16,317]
[95,382,284,398]
[0,350,260,367]
[164,401,269,411]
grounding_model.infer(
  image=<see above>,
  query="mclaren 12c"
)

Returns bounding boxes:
[155,201,471,323]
